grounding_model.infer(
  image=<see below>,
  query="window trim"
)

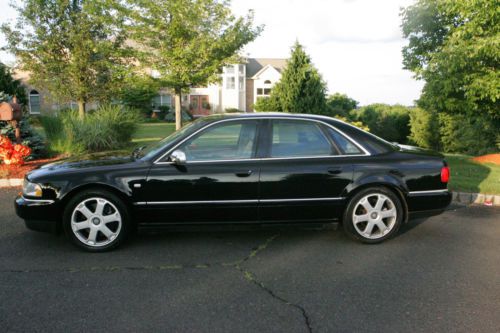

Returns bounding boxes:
[154,117,370,164]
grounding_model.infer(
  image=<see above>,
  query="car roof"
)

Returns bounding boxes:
[198,112,344,124]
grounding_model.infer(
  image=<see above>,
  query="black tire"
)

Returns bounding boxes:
[343,186,403,244]
[63,188,131,252]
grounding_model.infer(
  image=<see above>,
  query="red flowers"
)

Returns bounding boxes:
[0,135,31,165]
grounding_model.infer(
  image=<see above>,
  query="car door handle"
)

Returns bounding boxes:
[235,170,253,177]
[327,167,342,175]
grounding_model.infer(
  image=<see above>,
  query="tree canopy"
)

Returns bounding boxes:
[401,0,500,119]
[325,93,358,118]
[1,0,133,117]
[126,0,262,129]
[0,62,27,105]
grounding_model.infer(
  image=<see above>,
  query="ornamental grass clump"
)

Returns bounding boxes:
[40,105,140,155]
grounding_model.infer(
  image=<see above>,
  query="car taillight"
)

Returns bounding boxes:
[441,166,450,183]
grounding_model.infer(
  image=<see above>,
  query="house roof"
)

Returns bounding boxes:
[245,58,287,78]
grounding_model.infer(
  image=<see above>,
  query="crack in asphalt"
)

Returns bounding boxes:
[1,234,313,332]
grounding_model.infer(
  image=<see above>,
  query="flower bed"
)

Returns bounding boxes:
[0,156,62,179]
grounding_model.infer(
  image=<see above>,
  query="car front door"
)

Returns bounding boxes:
[259,119,362,222]
[141,119,261,225]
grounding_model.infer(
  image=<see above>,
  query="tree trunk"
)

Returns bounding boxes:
[77,100,86,119]
[174,88,182,130]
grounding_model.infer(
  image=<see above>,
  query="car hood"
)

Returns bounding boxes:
[27,152,136,180]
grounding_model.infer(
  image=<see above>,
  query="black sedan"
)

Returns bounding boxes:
[15,113,452,251]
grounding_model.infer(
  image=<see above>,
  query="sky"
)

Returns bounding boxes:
[0,0,423,106]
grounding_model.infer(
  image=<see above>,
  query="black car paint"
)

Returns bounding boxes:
[15,113,452,232]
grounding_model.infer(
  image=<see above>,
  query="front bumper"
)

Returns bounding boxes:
[14,195,61,233]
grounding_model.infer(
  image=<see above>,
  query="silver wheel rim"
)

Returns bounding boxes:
[71,197,122,247]
[352,193,397,240]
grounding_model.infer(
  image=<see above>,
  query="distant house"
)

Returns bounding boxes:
[14,57,287,116]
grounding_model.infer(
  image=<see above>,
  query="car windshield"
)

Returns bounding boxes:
[135,120,204,161]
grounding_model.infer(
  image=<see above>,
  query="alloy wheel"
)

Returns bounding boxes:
[70,197,122,247]
[352,193,397,240]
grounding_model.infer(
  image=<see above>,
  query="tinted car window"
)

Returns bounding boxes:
[327,127,363,155]
[180,120,258,161]
[271,120,334,157]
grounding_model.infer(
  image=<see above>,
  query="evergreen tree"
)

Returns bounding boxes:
[272,42,327,114]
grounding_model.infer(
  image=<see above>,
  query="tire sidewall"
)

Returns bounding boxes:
[63,189,130,252]
[343,187,403,244]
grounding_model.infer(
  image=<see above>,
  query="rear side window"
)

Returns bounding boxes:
[270,120,334,157]
[327,128,363,155]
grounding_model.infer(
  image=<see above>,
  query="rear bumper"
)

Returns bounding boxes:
[14,196,61,233]
[406,189,452,219]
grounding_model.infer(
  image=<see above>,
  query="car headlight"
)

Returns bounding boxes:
[23,179,43,197]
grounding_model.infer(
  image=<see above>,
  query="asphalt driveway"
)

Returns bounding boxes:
[1,187,499,332]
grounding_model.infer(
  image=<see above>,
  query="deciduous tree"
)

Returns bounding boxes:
[1,0,132,118]
[127,0,262,130]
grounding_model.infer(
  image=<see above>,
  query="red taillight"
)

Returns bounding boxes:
[441,166,450,183]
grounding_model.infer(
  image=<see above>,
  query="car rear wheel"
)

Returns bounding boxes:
[63,189,130,252]
[343,187,403,243]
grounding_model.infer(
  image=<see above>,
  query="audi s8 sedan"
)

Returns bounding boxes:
[15,113,452,251]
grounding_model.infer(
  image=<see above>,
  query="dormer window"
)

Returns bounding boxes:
[264,80,272,84]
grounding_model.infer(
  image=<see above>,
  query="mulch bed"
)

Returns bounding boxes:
[0,156,63,179]
[472,153,500,165]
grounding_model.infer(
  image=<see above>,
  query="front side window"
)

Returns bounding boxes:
[270,120,334,158]
[179,120,258,161]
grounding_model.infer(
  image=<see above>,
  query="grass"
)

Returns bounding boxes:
[131,123,176,144]
[445,154,500,195]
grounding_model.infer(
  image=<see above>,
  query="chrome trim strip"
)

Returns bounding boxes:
[21,196,55,204]
[408,189,449,195]
[260,197,345,203]
[134,197,345,206]
[154,116,371,164]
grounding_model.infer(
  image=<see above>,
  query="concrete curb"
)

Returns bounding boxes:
[0,178,23,188]
[0,179,499,206]
[451,191,500,206]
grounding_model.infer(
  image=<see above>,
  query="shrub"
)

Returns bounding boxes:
[350,104,411,143]
[0,118,46,160]
[40,104,141,154]
[408,108,441,150]
[164,109,193,123]
[253,96,281,112]
[224,108,244,113]
[325,93,358,118]
[438,113,499,156]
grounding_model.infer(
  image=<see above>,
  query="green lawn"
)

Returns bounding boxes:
[445,154,500,195]
[132,122,176,144]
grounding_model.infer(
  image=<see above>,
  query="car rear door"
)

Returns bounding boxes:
[258,118,361,222]
[139,119,262,224]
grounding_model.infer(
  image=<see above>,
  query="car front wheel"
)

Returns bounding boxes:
[63,189,130,252]
[343,187,403,243]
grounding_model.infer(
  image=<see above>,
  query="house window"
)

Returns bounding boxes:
[239,77,244,90]
[29,90,40,114]
[226,77,235,89]
[264,80,272,84]
[238,64,245,75]
[257,88,271,96]
[225,66,235,74]
[152,94,172,108]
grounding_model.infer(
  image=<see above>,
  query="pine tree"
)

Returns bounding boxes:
[273,42,327,114]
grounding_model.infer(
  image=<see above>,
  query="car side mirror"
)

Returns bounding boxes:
[170,150,187,165]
